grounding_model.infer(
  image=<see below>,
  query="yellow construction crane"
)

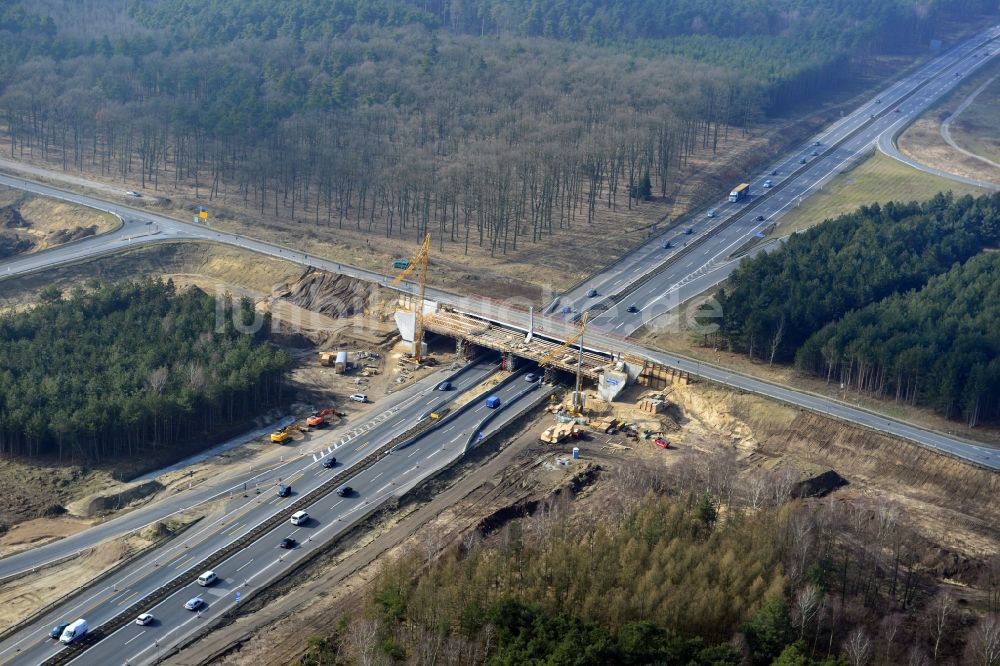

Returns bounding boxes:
[392,233,431,363]
[537,313,589,412]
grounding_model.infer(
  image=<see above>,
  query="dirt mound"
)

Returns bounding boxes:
[277,268,374,319]
[47,224,98,245]
[71,480,165,518]
[794,469,848,498]
[0,205,28,228]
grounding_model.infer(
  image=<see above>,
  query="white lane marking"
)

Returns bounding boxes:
[124,630,146,646]
[236,559,255,572]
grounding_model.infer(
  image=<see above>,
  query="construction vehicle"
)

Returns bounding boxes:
[306,408,341,428]
[429,407,450,420]
[654,437,671,449]
[270,424,301,443]
[392,233,431,364]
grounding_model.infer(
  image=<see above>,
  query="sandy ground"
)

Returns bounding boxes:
[897,57,1000,184]
[0,184,118,253]
[169,378,999,666]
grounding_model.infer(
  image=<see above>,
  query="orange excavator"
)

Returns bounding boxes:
[306,408,341,428]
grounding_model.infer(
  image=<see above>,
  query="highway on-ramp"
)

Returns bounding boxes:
[553,23,1000,334]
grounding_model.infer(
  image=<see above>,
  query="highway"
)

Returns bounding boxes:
[0,357,525,665]
[551,23,1000,334]
[0,361,497,584]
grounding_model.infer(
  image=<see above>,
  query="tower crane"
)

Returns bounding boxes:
[392,233,431,363]
[536,313,589,413]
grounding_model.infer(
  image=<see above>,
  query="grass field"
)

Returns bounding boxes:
[949,75,1000,164]
[771,151,990,237]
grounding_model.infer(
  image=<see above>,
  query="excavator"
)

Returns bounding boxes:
[306,408,342,428]
[270,423,301,443]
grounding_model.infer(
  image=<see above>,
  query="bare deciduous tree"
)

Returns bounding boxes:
[926,592,955,662]
[843,627,873,666]
[794,583,822,639]
[965,614,1000,666]
[347,616,382,666]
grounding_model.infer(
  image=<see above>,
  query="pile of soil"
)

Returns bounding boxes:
[47,224,97,244]
[277,269,374,319]
[0,205,28,228]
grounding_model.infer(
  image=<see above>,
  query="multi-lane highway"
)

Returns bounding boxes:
[0,359,553,665]
[0,360,497,584]
[552,23,1000,334]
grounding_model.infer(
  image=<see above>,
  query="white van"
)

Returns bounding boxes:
[350,393,368,403]
[59,619,87,644]
[197,571,218,587]
[290,510,309,526]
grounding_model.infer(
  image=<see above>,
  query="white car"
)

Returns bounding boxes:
[125,191,141,197]
[135,613,154,626]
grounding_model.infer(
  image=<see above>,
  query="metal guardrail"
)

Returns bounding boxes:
[41,382,485,665]
[581,71,943,320]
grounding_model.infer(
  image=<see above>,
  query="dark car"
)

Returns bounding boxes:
[436,380,452,391]
[770,169,778,175]
[685,227,693,235]
[322,456,336,468]
[277,484,291,497]
[336,485,352,497]
[755,215,765,222]
[626,304,639,313]
[894,108,901,113]
[586,288,598,297]
[279,537,297,549]
[560,306,572,314]
[799,157,807,164]
[875,98,881,103]
[49,624,69,639]
[810,149,818,156]
[813,141,821,146]
[662,240,672,249]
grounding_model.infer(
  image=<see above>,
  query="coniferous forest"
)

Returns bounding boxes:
[0,0,993,260]
[702,192,1000,425]
[0,279,293,461]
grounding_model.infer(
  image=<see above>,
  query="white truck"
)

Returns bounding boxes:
[59,618,87,644]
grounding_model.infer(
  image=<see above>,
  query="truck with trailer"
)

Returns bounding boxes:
[728,183,750,203]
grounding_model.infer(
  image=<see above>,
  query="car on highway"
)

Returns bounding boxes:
[875,98,881,103]
[626,304,639,313]
[706,210,716,218]
[184,596,205,611]
[525,373,538,382]
[770,169,778,175]
[436,380,452,391]
[277,484,291,497]
[197,570,218,586]
[336,485,353,497]
[49,623,68,639]
[279,537,297,549]
[894,108,901,113]
[586,288,598,297]
[799,157,807,164]
[812,141,821,146]
[322,456,337,468]
[755,215,765,221]
[560,306,572,314]
[662,240,672,249]
[291,510,309,525]
[763,179,772,188]
[485,395,501,409]
[135,613,154,626]
[685,227,694,234]
[125,191,141,197]
[810,149,818,156]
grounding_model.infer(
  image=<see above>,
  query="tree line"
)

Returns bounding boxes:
[0,0,988,266]
[298,451,999,665]
[701,192,1000,424]
[0,279,293,461]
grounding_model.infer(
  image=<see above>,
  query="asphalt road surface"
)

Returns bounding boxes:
[0,358,520,665]
[0,361,498,584]
[553,23,1000,333]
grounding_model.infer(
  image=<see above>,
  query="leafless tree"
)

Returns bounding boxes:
[908,646,931,666]
[347,616,382,666]
[147,366,169,395]
[843,627,873,666]
[926,592,955,662]
[880,613,904,665]
[965,614,1000,666]
[794,583,822,639]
